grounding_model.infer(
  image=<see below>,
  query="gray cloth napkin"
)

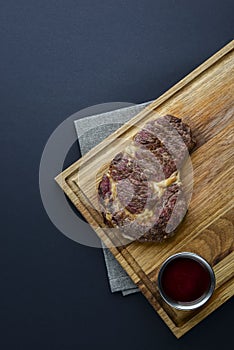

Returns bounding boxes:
[74,102,151,295]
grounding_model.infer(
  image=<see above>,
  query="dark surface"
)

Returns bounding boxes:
[0,1,233,349]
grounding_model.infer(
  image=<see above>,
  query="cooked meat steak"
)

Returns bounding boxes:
[98,115,196,242]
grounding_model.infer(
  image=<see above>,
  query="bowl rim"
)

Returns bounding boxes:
[157,252,216,310]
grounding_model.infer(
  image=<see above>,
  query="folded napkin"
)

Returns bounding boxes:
[74,101,152,295]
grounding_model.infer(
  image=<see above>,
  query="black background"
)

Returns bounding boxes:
[1,1,233,349]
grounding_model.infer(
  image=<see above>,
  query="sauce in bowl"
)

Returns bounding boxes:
[157,253,215,310]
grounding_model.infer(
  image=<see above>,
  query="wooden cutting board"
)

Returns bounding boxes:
[55,41,234,338]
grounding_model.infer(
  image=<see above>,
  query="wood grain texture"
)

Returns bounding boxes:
[55,41,234,338]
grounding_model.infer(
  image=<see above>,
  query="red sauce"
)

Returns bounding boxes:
[161,257,211,302]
